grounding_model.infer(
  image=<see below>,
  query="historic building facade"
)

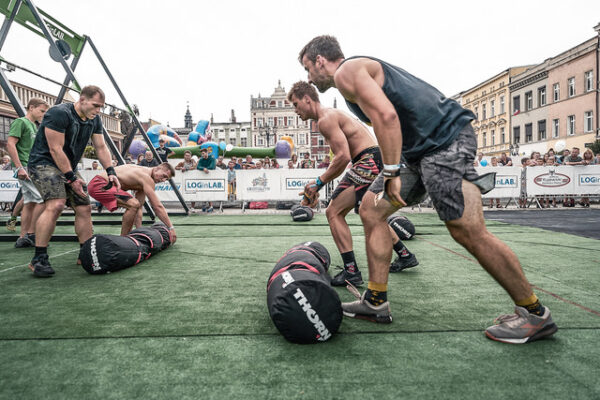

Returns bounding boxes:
[510,31,599,156]
[250,81,311,157]
[461,66,531,157]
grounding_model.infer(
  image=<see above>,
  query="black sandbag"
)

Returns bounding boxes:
[128,226,166,256]
[288,241,330,271]
[270,249,329,283]
[387,215,416,240]
[267,269,342,344]
[151,223,173,250]
[79,225,173,275]
[79,234,148,274]
[291,205,314,222]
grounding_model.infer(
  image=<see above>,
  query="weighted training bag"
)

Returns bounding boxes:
[270,248,329,283]
[291,205,314,222]
[287,241,331,271]
[387,215,416,240]
[267,269,342,344]
[267,241,341,343]
[79,224,172,274]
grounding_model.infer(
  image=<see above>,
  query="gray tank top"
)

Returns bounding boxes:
[341,56,474,163]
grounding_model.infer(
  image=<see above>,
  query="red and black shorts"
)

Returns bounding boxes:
[330,146,383,213]
[88,175,133,212]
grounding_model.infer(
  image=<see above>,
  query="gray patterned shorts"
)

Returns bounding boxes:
[368,124,479,221]
[29,164,90,207]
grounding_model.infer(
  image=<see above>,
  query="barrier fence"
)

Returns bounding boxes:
[1,166,599,204]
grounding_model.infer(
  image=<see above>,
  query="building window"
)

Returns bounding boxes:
[552,119,559,138]
[298,133,307,145]
[525,91,533,111]
[538,120,546,140]
[240,137,247,147]
[568,77,575,97]
[482,104,487,120]
[567,115,575,135]
[500,96,505,114]
[268,117,274,126]
[229,138,237,146]
[278,117,284,126]
[538,86,546,106]
[482,132,486,147]
[474,106,479,120]
[257,137,264,146]
[490,100,495,117]
[553,83,560,102]
[288,116,295,127]
[525,123,533,142]
[513,96,520,114]
[585,71,593,92]
[501,127,505,144]
[277,100,283,108]
[491,129,495,146]
[317,137,325,146]
[513,126,520,144]
[584,111,593,132]
[257,118,263,127]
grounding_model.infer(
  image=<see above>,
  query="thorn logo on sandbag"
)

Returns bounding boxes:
[391,221,411,239]
[90,237,100,272]
[293,288,332,341]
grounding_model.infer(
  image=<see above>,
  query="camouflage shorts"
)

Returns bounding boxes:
[29,164,90,207]
[368,124,479,221]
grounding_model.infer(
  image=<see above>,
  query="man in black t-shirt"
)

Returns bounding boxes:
[27,85,121,278]
[154,138,173,163]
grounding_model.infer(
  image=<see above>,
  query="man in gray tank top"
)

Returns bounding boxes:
[296,35,557,344]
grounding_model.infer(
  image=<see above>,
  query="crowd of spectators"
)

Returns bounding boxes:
[478,147,597,208]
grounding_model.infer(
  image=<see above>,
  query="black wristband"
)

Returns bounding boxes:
[64,171,77,183]
[382,168,401,178]
[106,166,116,176]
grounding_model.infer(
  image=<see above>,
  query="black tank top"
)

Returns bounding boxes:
[340,56,474,163]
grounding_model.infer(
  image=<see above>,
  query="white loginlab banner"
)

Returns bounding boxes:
[475,166,522,199]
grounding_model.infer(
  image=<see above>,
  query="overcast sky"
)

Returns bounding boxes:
[2,0,600,129]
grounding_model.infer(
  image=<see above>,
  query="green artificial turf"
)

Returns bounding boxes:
[1,213,599,399]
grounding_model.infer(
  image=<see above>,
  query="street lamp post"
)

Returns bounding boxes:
[258,124,277,147]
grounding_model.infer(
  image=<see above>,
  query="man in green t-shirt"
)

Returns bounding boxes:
[6,98,49,248]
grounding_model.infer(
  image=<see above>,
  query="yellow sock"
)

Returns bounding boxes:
[367,281,388,292]
[515,293,538,307]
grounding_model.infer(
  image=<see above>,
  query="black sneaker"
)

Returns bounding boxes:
[15,234,35,248]
[28,254,54,278]
[331,268,363,287]
[389,253,419,272]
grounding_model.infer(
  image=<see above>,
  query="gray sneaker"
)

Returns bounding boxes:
[341,284,392,324]
[15,234,34,248]
[485,306,557,344]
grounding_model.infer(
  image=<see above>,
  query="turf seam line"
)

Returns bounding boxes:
[0,249,79,273]
[1,327,598,342]
[415,236,600,318]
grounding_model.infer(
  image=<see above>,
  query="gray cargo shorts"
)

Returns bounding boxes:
[368,124,484,221]
[29,164,90,208]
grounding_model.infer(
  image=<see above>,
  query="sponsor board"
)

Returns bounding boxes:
[247,173,270,192]
[495,175,518,188]
[184,179,225,193]
[578,174,600,186]
[0,180,20,190]
[285,177,315,191]
[533,170,570,187]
